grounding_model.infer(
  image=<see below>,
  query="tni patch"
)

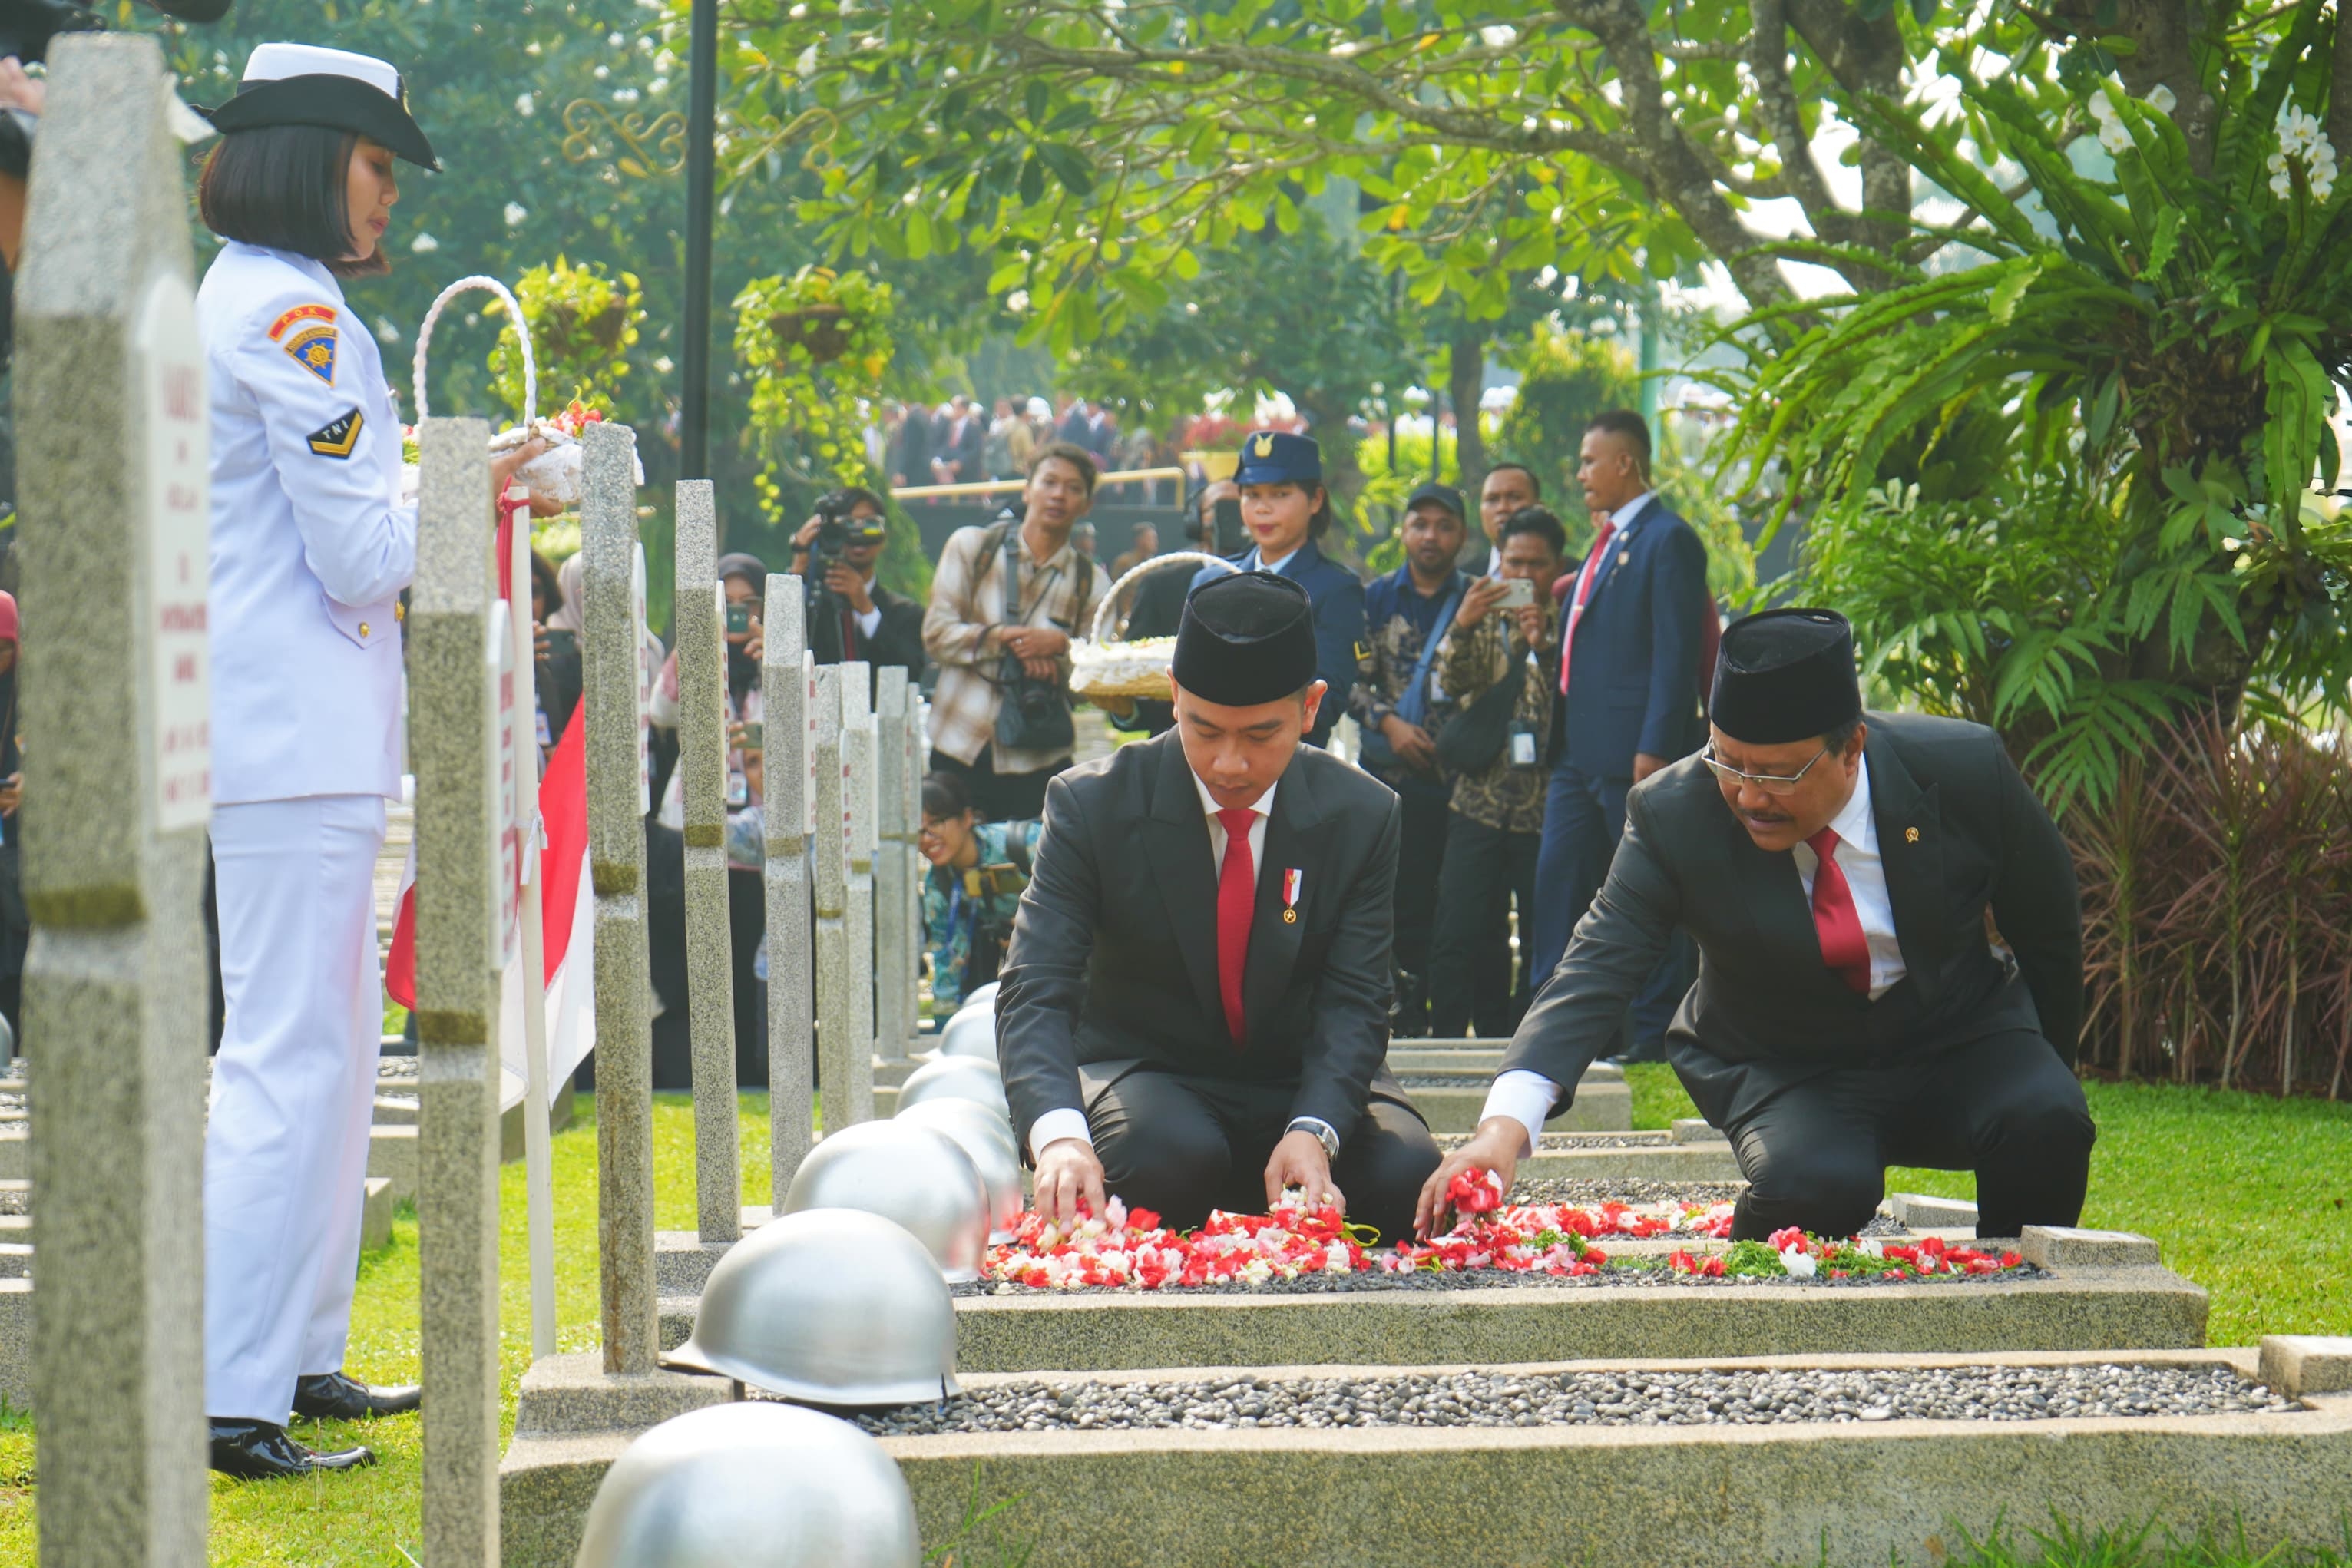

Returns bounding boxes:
[280,324,339,386]
[306,408,363,459]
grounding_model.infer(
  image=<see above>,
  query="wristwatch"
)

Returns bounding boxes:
[1286,1117,1340,1162]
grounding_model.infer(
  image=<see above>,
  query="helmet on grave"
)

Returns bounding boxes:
[957,980,1001,1014]
[935,1007,997,1062]
[663,1208,958,1407]
[892,1055,1010,1120]
[571,1401,922,1568]
[893,1096,1024,1242]
[781,1120,991,1282]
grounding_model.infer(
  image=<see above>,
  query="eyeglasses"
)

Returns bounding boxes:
[1699,746,1833,797]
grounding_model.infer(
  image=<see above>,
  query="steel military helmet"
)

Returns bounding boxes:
[893,1054,1011,1120]
[781,1120,992,1281]
[894,1097,1025,1242]
[959,980,1001,1014]
[935,1006,998,1061]
[571,1401,922,1568]
[663,1209,958,1406]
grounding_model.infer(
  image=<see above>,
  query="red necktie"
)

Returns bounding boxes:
[1556,515,1619,696]
[1216,806,1257,1044]
[1806,827,1871,997]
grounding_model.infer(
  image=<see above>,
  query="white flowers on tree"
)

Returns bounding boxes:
[2270,104,2338,203]
[2087,83,2173,157]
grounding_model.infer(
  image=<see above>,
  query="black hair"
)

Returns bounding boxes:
[1485,461,1542,501]
[199,125,390,279]
[1585,409,1652,471]
[1500,505,1568,559]
[529,550,562,616]
[921,771,972,822]
[1028,440,1098,495]
[1306,487,1334,540]
[1824,714,1867,755]
[832,485,886,516]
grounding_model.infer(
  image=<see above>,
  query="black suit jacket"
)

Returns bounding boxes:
[997,729,1408,1156]
[1501,712,2082,1130]
[808,581,927,681]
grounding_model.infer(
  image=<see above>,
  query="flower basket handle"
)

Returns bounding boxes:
[412,276,536,427]
[1089,551,1239,644]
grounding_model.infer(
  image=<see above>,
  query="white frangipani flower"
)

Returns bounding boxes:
[1781,1249,1818,1279]
[504,202,528,227]
[515,92,537,116]
[1004,289,1030,313]
[794,43,819,76]
[2145,84,2176,114]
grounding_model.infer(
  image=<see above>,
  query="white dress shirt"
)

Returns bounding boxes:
[1479,754,1905,1154]
[1029,774,1341,1162]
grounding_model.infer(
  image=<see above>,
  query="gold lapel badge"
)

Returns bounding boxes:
[1904,826,1920,844]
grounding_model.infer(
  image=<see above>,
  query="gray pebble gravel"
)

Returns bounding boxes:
[853,1363,2301,1437]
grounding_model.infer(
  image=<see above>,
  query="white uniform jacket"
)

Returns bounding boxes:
[199,241,413,806]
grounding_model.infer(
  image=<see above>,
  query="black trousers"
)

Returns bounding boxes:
[1089,1070,1442,1245]
[929,744,1067,823]
[1724,1027,2097,1242]
[1427,812,1540,1038]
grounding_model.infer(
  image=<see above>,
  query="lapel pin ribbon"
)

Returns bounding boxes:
[1282,868,1302,924]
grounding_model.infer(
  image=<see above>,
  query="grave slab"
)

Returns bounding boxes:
[369,1121,418,1200]
[498,1348,2352,1568]
[2259,1335,2352,1399]
[361,1176,395,1254]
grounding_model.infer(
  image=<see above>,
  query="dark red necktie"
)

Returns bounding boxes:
[1556,515,1619,696]
[1216,806,1257,1044]
[1807,827,1871,997]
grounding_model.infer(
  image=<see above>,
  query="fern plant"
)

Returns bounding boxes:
[1712,6,2352,806]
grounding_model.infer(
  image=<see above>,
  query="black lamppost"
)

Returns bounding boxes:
[680,0,719,480]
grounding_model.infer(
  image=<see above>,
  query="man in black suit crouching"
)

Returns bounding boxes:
[1001,571,1441,1242]
[1420,607,2096,1243]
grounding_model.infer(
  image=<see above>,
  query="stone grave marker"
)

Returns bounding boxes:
[872,669,913,1064]
[15,33,209,1564]
[672,481,739,1245]
[811,667,856,1135]
[580,422,657,1372]
[410,419,505,1566]
[840,663,877,1120]
[759,580,814,1196]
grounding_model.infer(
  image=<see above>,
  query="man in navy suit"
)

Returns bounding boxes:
[1530,409,1712,1058]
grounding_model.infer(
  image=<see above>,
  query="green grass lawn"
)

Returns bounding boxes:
[0,1075,2346,1564]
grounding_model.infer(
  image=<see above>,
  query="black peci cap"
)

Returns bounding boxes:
[1709,608,1861,745]
[1172,571,1318,706]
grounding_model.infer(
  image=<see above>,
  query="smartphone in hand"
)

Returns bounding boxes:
[1497,577,1537,609]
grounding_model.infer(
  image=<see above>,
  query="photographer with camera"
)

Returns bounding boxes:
[921,441,1110,822]
[787,484,925,684]
[917,771,1036,1008]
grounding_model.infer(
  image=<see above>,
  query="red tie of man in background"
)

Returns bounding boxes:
[1806,826,1872,996]
[1216,806,1257,1044]
[1556,514,1619,696]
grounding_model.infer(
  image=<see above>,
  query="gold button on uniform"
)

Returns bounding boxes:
[358,622,370,638]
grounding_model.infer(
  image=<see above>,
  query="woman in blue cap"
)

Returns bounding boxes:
[1190,431,1364,747]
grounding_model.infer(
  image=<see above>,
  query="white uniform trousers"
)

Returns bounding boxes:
[203,793,389,1423]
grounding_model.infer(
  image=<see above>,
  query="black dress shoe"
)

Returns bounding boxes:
[210,1419,375,1480]
[293,1370,423,1421]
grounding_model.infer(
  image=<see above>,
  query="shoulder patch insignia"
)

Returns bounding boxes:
[267,303,338,342]
[306,407,364,459]
[281,323,339,386]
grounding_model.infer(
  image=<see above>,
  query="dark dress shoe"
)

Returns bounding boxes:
[293,1370,423,1421]
[210,1419,375,1480]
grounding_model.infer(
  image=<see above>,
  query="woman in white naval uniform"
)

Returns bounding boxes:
[194,43,545,1480]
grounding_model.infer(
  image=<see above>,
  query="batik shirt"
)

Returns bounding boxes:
[1348,565,1469,786]
[922,820,1031,1008]
[1434,601,1560,835]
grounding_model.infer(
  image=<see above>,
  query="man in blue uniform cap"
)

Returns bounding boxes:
[1191,431,1365,749]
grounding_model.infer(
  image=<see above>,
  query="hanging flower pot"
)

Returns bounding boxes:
[767,302,854,363]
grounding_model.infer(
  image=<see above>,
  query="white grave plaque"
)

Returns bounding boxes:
[137,270,210,830]
[804,650,819,837]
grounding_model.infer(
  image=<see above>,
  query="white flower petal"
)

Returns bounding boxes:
[2145,84,2176,114]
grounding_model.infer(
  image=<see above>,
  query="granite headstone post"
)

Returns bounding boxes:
[15,34,208,1566]
[839,666,877,1120]
[759,580,815,1191]
[811,667,855,1136]
[672,482,739,1245]
[580,422,657,1372]
[905,694,927,1030]
[872,670,912,1062]
[410,420,504,1566]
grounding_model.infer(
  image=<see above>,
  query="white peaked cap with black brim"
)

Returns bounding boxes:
[197,42,439,171]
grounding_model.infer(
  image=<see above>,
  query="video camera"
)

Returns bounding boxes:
[807,489,887,581]
[0,0,229,64]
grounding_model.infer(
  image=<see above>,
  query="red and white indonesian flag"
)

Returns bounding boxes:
[383,506,597,1102]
